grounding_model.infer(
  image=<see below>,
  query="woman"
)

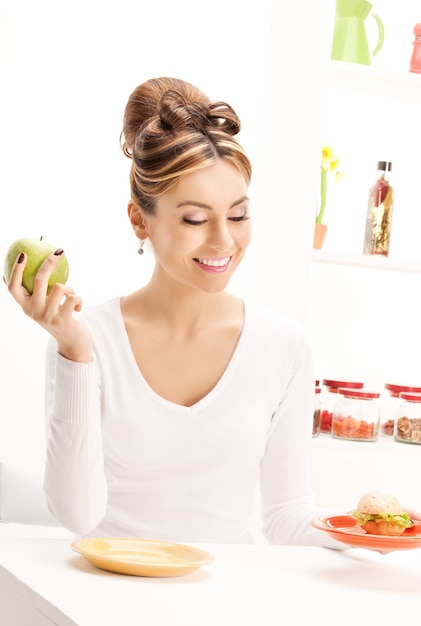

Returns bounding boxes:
[6,77,339,547]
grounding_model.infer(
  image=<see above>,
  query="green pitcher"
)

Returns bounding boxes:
[331,0,384,65]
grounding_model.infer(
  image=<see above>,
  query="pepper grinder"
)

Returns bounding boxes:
[410,24,421,73]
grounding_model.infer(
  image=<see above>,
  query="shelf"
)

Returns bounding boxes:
[321,62,421,274]
[311,249,421,274]
[313,433,421,457]
[329,60,421,102]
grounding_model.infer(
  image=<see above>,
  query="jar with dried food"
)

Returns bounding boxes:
[395,392,421,444]
[332,388,380,442]
[381,383,421,437]
[313,387,321,437]
[320,379,365,434]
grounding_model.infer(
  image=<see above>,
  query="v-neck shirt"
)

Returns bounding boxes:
[44,297,340,548]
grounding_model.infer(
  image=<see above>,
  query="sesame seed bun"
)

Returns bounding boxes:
[357,491,404,516]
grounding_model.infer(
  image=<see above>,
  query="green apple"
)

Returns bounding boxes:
[4,237,69,294]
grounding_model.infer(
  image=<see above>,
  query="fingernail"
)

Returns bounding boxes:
[54,248,64,256]
[17,253,25,263]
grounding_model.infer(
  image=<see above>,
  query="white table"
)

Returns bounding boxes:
[1,535,421,626]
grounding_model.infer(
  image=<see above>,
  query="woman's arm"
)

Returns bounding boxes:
[6,249,106,534]
[259,327,344,549]
[43,341,108,535]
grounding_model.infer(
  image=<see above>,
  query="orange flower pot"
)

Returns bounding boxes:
[313,223,327,249]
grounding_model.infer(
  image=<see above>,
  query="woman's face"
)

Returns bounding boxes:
[140,158,252,293]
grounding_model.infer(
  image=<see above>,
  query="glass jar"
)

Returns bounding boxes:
[320,379,365,434]
[395,392,421,444]
[332,388,380,442]
[381,383,421,437]
[313,387,321,437]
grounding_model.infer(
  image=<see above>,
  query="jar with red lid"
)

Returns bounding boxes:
[381,383,421,437]
[313,387,321,437]
[320,379,365,434]
[332,388,380,441]
[395,392,421,444]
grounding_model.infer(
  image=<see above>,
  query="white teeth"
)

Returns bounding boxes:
[196,257,230,267]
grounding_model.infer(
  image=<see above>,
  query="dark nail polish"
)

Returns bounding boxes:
[54,248,64,256]
[17,253,25,263]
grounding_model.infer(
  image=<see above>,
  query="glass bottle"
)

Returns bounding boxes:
[363,161,394,257]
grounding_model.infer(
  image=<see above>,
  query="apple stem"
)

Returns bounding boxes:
[40,236,43,241]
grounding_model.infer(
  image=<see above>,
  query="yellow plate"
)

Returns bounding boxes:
[71,537,215,577]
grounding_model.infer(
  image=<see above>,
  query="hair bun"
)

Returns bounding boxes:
[120,77,251,213]
[207,102,241,136]
[158,90,241,137]
[159,90,208,131]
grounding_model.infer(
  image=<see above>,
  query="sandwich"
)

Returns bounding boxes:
[353,490,412,536]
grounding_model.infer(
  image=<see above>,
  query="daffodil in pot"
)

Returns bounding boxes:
[314,145,343,249]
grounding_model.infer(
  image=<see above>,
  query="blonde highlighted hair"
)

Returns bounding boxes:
[120,77,252,213]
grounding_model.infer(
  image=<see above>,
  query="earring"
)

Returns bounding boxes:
[137,239,145,255]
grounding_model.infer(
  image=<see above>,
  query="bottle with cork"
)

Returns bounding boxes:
[363,161,394,257]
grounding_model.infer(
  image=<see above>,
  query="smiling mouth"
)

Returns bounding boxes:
[194,256,231,267]
[193,256,232,273]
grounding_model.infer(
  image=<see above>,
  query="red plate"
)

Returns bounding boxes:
[312,515,421,552]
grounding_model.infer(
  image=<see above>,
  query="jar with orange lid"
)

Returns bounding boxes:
[332,388,380,442]
[395,392,421,444]
[320,379,365,434]
[313,387,321,437]
[381,383,421,437]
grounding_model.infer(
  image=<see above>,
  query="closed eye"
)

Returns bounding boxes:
[229,214,250,222]
[183,218,207,225]
[184,216,249,225]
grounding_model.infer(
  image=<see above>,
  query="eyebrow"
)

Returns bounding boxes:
[176,196,249,211]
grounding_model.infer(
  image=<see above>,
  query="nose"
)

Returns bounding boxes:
[207,219,234,251]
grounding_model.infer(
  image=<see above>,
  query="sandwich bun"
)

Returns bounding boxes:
[357,490,403,516]
[354,490,412,536]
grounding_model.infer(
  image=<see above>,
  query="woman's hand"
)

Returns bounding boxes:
[5,249,93,363]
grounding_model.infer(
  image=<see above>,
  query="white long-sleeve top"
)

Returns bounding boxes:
[44,297,341,548]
